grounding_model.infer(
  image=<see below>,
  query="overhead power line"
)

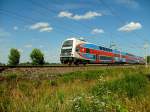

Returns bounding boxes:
[97,0,146,41]
[97,0,148,56]
[0,8,82,36]
[27,0,92,34]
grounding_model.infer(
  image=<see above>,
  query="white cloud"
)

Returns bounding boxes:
[0,28,10,37]
[115,0,139,8]
[24,44,32,48]
[29,22,53,32]
[13,26,18,30]
[118,22,142,32]
[91,28,104,34]
[39,27,53,32]
[58,11,72,18]
[58,11,102,20]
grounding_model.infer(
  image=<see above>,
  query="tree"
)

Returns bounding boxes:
[30,48,45,65]
[147,56,150,64]
[8,48,20,66]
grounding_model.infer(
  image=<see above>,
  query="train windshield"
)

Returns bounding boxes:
[61,49,72,56]
[62,40,73,47]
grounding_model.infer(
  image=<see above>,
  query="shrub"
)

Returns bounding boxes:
[8,48,20,66]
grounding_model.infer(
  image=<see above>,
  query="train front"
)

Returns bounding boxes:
[60,38,75,64]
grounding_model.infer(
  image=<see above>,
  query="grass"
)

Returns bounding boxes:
[0,66,150,112]
[92,74,149,98]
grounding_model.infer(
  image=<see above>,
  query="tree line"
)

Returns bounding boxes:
[2,48,46,66]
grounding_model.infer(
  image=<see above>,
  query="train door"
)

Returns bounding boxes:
[96,54,99,63]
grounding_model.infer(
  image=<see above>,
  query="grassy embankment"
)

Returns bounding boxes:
[0,66,150,112]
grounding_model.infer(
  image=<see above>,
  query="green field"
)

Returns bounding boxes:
[0,66,150,112]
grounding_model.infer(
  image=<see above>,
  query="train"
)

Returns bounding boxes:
[60,38,145,65]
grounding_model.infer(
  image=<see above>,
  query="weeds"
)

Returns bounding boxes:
[93,74,149,98]
[50,80,58,86]
[0,67,150,112]
[5,73,17,80]
[69,94,128,112]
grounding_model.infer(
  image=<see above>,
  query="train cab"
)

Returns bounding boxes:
[60,38,86,65]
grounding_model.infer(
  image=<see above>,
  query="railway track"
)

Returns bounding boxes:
[0,64,144,73]
[0,64,147,82]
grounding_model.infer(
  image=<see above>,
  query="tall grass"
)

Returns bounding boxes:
[92,73,149,98]
[60,70,104,83]
[0,66,150,112]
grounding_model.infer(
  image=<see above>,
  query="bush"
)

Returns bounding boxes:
[8,48,20,66]
[30,48,45,65]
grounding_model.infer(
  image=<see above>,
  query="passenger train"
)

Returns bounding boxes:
[60,38,145,65]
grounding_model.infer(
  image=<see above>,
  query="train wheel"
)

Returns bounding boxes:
[74,61,79,66]
[68,61,72,66]
[83,63,86,66]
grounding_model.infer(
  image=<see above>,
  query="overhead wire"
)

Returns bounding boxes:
[27,0,89,36]
[97,0,146,41]
[97,0,147,54]
[27,0,110,40]
[0,8,81,36]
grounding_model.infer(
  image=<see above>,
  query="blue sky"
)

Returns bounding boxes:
[0,0,150,63]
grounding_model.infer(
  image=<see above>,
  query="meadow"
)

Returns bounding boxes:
[0,66,150,112]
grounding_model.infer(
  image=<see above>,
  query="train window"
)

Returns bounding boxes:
[76,47,79,52]
[61,49,72,56]
[107,48,110,52]
[105,48,108,51]
[62,40,73,47]
[86,48,90,53]
[100,56,112,60]
[108,48,111,52]
[106,48,108,51]
[93,55,96,59]
[99,46,102,50]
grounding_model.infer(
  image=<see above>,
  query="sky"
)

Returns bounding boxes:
[0,0,150,63]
